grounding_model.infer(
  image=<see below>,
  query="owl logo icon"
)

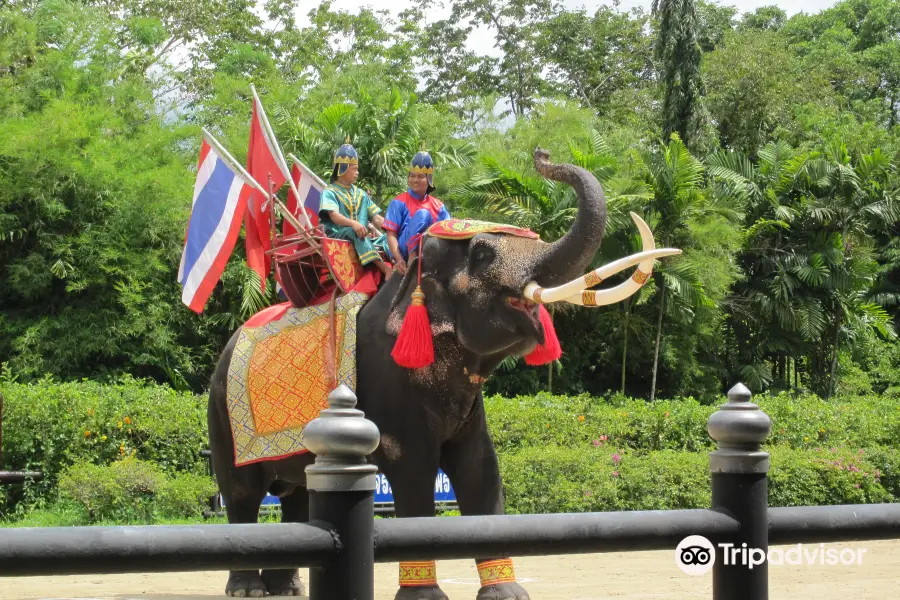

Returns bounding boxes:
[675,535,716,575]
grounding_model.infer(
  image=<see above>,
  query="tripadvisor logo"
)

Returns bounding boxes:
[675,535,716,576]
[675,536,868,575]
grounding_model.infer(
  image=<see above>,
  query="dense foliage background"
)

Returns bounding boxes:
[4,0,900,405]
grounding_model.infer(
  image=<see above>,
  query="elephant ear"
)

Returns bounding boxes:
[386,238,456,339]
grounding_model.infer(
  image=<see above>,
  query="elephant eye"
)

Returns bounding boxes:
[469,243,495,274]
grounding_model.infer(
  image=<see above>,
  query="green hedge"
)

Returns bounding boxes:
[498,445,898,514]
[3,379,900,520]
[57,457,217,523]
[484,392,900,453]
[1,377,208,510]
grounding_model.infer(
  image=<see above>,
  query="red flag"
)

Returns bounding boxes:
[246,92,289,290]
[284,163,320,237]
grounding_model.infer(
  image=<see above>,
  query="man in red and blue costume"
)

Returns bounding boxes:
[384,151,451,275]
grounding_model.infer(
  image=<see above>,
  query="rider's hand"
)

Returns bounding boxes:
[395,258,408,275]
[352,222,367,238]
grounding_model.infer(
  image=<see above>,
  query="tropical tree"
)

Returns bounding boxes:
[0,1,234,390]
[450,0,553,118]
[709,139,899,395]
[636,133,735,400]
[277,86,475,204]
[651,0,711,153]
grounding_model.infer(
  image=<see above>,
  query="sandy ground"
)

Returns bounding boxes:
[1,539,897,600]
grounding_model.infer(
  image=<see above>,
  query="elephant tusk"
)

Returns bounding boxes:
[523,212,681,305]
[559,212,679,307]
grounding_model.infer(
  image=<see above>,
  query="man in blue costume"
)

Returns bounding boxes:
[319,140,393,278]
[383,151,451,275]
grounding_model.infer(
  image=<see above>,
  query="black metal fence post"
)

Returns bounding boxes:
[707,382,772,600]
[303,384,380,600]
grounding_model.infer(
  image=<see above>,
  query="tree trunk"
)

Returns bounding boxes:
[793,357,797,388]
[621,297,631,394]
[548,362,553,395]
[828,312,842,399]
[890,92,896,129]
[547,304,554,394]
[650,284,666,401]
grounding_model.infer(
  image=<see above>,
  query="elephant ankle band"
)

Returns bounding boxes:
[477,558,516,586]
[399,561,437,586]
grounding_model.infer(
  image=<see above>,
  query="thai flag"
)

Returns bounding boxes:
[284,158,324,236]
[177,140,253,313]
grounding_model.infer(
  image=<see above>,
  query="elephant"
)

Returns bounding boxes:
[206,148,677,599]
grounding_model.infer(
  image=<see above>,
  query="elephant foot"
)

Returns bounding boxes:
[225,570,266,598]
[394,585,450,600]
[261,568,305,596]
[476,582,530,600]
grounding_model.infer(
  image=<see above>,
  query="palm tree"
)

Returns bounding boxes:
[276,85,476,204]
[709,140,899,396]
[455,131,653,236]
[707,140,802,390]
[637,133,725,401]
[808,142,899,396]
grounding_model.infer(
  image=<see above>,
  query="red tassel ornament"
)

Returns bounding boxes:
[391,243,435,369]
[525,305,562,365]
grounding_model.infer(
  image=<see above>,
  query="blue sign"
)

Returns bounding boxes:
[375,469,456,504]
[245,470,456,508]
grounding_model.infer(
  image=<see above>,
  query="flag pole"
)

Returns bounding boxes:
[201,128,269,199]
[201,128,308,235]
[287,152,328,189]
[249,84,314,230]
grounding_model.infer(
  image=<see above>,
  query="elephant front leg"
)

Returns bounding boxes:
[386,458,449,600]
[220,490,268,598]
[440,418,530,600]
[261,488,308,596]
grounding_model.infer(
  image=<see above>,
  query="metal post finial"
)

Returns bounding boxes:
[303,385,380,492]
[727,382,752,403]
[707,382,772,474]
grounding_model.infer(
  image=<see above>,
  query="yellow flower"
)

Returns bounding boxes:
[84,430,91,438]
[804,436,809,442]
[87,409,93,416]
[819,428,825,433]
[117,422,123,429]
[578,415,585,422]
[101,435,107,441]
[124,417,132,425]
[545,423,550,429]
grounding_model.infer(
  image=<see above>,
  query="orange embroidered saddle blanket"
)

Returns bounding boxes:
[225,291,369,466]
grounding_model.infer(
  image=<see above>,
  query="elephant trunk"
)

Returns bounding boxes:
[531,148,607,287]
